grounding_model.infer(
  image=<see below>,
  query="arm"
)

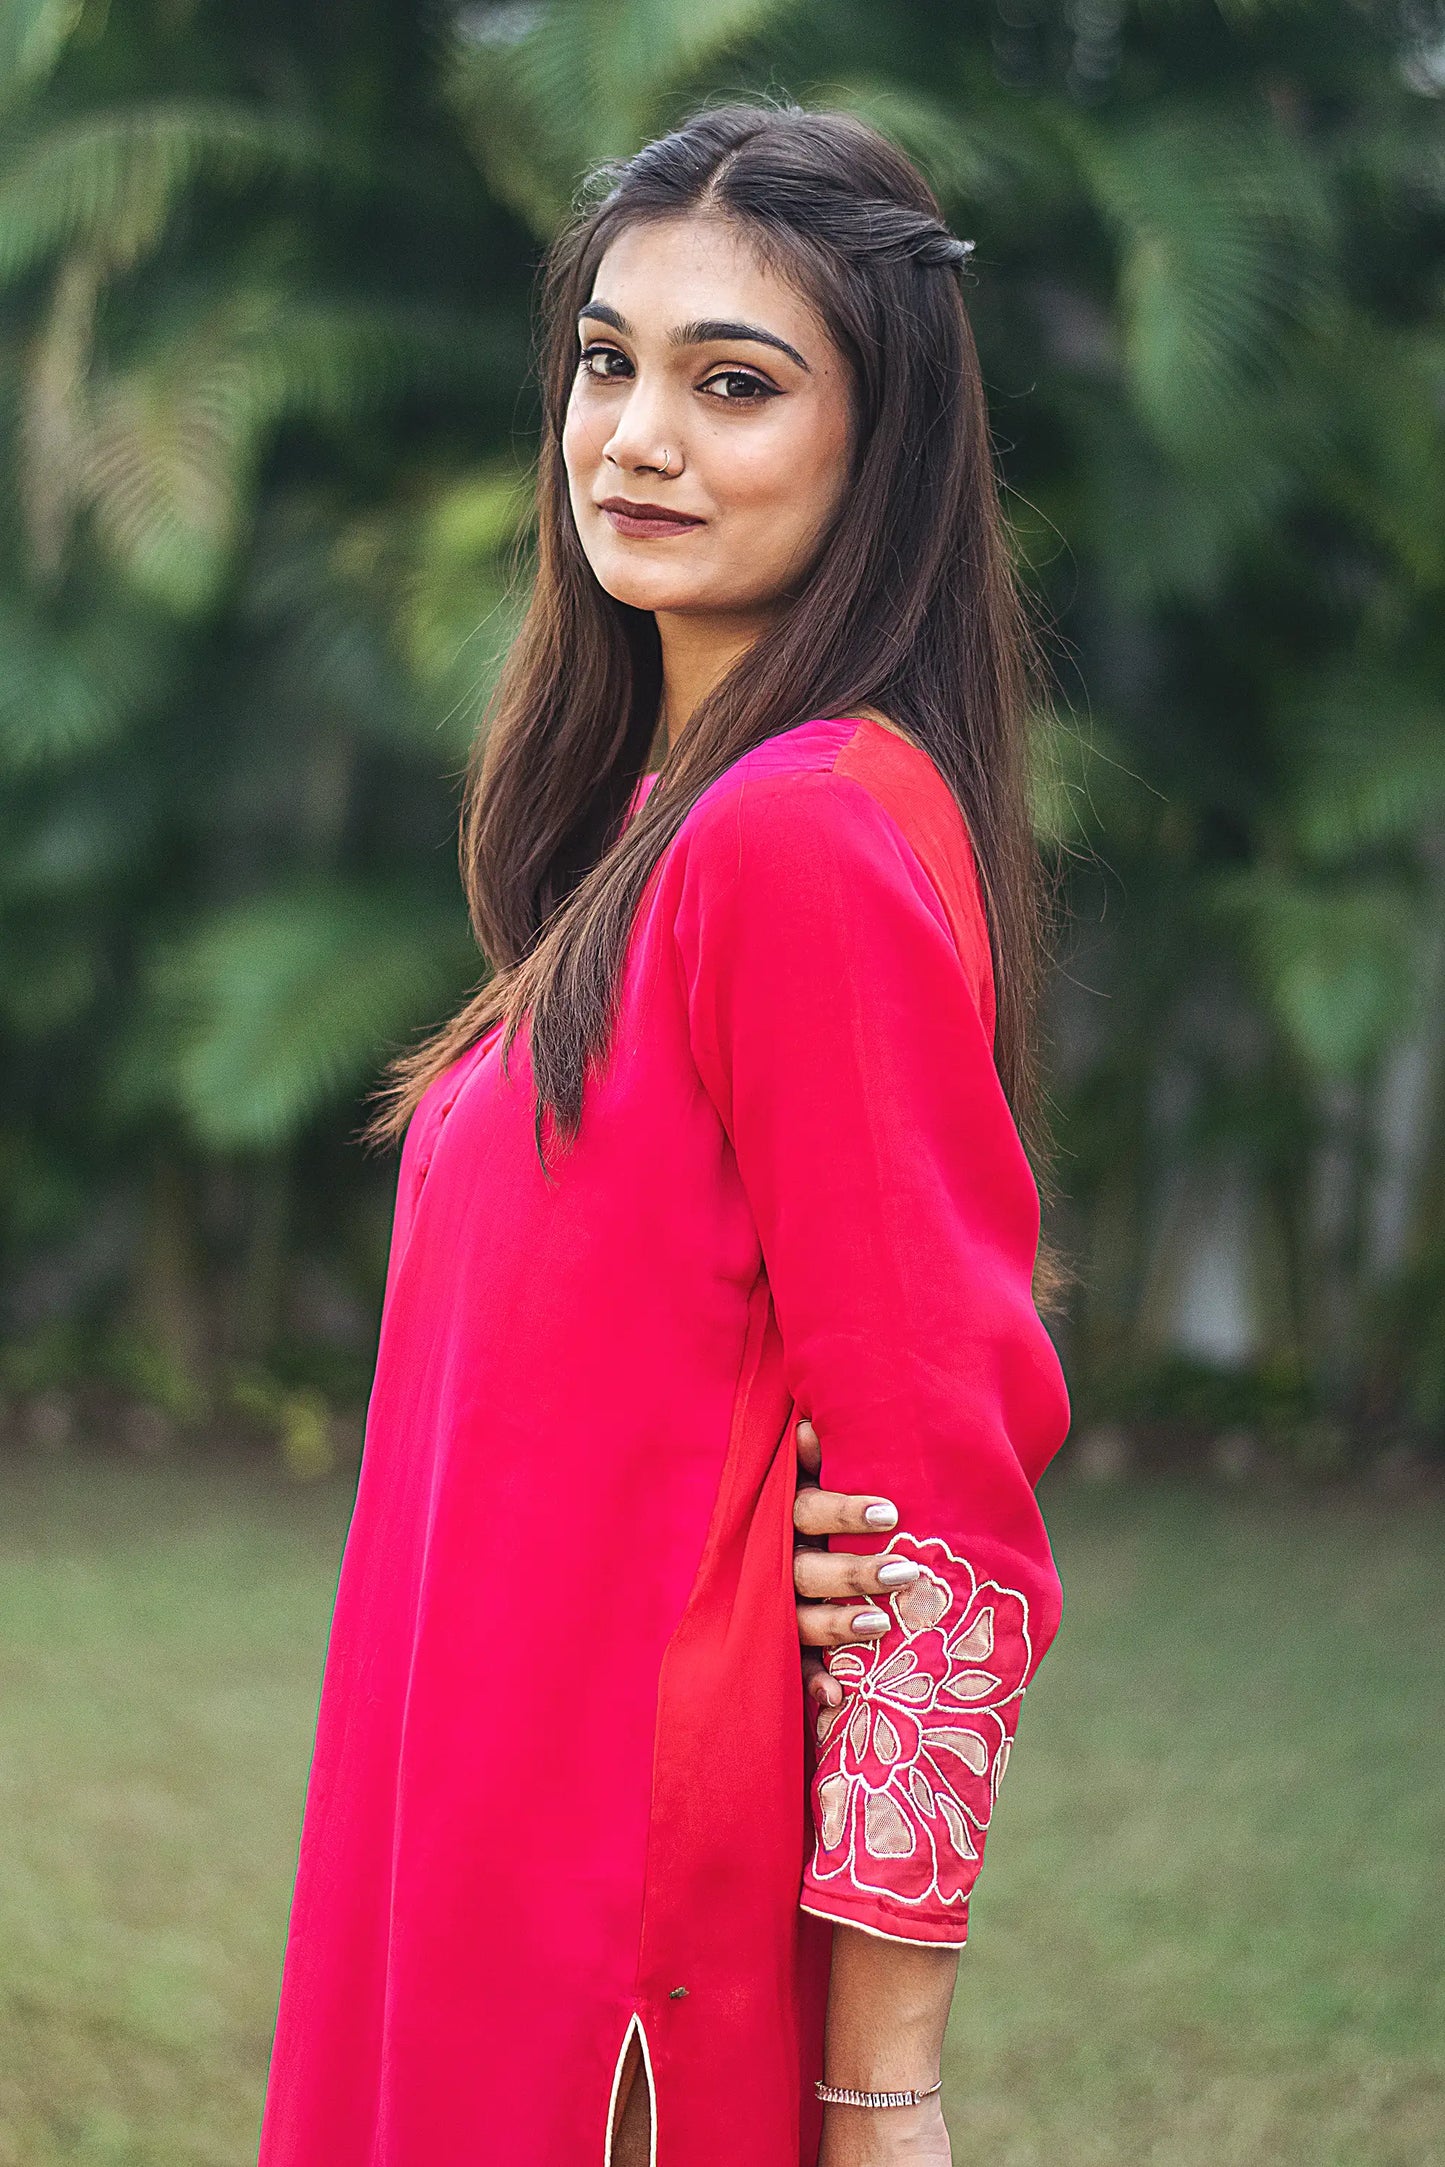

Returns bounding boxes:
[819,1926,956,2165]
[673,765,1069,2062]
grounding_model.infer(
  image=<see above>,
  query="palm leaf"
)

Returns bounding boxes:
[811,78,1070,214]
[138,884,481,1148]
[1283,661,1445,862]
[1061,379,1294,609]
[449,0,799,234]
[0,586,175,769]
[1318,321,1445,588]
[1215,867,1418,1079]
[76,288,508,611]
[0,0,77,113]
[1081,106,1337,459]
[394,468,531,717]
[0,101,367,283]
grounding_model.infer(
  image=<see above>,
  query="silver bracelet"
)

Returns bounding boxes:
[815,2077,943,2109]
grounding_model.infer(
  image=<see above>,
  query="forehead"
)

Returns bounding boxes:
[585,214,824,346]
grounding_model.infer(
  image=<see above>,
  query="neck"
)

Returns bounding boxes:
[654,606,776,755]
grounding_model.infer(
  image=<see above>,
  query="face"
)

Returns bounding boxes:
[562,214,855,624]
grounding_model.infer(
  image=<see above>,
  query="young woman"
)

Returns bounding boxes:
[257,101,1070,2167]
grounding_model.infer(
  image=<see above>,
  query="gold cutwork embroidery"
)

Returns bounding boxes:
[863,1789,915,1858]
[807,1535,1033,1921]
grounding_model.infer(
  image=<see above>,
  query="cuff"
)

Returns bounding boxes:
[799,1889,971,1948]
[804,1534,1032,1942]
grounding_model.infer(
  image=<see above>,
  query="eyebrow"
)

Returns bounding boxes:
[577,300,811,373]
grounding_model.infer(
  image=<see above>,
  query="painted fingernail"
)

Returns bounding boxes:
[864,1502,898,1529]
[877,1560,919,1587]
[853,1608,889,1635]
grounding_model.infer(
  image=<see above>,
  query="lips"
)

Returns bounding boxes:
[598,498,705,539]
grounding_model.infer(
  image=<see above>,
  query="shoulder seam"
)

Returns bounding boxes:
[828,718,867,777]
[819,743,996,1032]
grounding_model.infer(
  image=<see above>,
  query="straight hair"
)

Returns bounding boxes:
[366,99,1068,1310]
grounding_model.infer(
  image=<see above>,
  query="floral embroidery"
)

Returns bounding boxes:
[807,1536,1031,1914]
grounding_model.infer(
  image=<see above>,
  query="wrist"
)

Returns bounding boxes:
[817,2088,948,2166]
[818,2075,942,2106]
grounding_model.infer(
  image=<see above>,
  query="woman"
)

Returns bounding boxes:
[257,100,1070,2167]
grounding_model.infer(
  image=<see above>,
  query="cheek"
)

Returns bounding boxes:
[562,386,616,487]
[717,402,851,545]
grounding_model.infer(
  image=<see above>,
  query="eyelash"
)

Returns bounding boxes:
[577,344,777,402]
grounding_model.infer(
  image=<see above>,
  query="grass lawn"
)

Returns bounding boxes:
[0,1450,1440,2166]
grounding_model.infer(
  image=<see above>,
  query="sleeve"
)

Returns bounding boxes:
[671,767,1071,1946]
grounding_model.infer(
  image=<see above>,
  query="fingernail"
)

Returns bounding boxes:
[877,1560,919,1587]
[864,1502,898,1529]
[853,1608,889,1635]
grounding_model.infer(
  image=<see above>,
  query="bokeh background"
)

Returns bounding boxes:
[1,2,1442,2162]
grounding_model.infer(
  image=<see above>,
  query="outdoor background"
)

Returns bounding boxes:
[1,1,1442,2162]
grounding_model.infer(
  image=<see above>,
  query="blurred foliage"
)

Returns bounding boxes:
[0,0,1443,1461]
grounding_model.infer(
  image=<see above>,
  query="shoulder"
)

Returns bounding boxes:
[676,715,924,855]
[676,714,995,1026]
[832,718,995,1023]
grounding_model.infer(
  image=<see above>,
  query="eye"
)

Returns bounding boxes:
[578,342,631,381]
[700,369,776,402]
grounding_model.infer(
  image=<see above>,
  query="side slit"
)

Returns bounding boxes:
[604,2012,657,2167]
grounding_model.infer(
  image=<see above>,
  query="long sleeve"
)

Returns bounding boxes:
[672,764,1071,1947]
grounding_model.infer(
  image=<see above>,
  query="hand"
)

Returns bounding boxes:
[793,1415,919,1717]
[818,2095,952,2166]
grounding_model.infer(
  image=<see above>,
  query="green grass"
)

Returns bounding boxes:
[0,1453,1441,2166]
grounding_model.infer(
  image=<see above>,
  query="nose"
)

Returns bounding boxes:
[600,374,682,477]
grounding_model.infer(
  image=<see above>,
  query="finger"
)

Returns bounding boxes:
[795,1416,821,1482]
[797,1600,891,1650]
[803,1653,844,1710]
[793,1486,899,1539]
[794,1549,920,1603]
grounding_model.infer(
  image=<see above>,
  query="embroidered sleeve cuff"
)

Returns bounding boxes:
[799,1890,972,1948]
[804,1535,1031,1937]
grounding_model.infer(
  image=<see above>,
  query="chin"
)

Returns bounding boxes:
[588,559,715,614]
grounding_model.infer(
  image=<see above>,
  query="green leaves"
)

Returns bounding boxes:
[1030,707,1159,851]
[449,0,801,234]
[72,288,504,613]
[0,102,363,284]
[1083,106,1337,462]
[0,0,80,114]
[813,79,1071,216]
[135,885,481,1150]
[394,466,531,724]
[1217,867,1419,1080]
[0,587,176,769]
[1285,661,1445,863]
[0,0,1440,1440]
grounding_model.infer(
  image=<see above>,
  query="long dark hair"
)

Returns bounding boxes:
[366,100,1064,1300]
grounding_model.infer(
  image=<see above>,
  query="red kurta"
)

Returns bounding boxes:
[256,713,1070,2167]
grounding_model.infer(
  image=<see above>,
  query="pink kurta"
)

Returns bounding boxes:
[256,713,1070,2167]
